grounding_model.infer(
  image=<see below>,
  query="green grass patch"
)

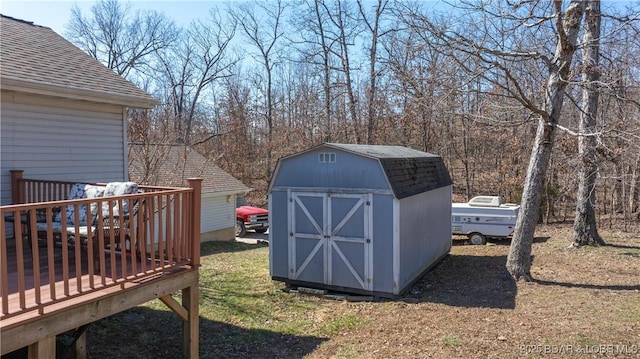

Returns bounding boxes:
[443,335,461,347]
[87,241,331,358]
[335,343,364,358]
[317,313,369,336]
[197,241,319,333]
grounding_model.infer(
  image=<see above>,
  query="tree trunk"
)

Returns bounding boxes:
[629,155,640,216]
[314,0,333,142]
[358,0,387,145]
[507,0,586,281]
[573,0,605,247]
[507,117,555,281]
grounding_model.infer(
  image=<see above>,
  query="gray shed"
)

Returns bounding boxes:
[268,143,453,297]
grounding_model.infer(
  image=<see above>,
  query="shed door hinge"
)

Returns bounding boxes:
[366,201,371,206]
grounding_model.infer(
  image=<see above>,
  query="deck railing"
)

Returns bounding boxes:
[1,172,201,320]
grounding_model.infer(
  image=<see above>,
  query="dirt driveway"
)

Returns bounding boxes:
[235,229,269,244]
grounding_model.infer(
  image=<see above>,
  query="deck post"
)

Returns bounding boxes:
[10,170,24,204]
[72,331,87,359]
[187,178,202,266]
[182,285,199,358]
[184,178,201,358]
[27,336,56,359]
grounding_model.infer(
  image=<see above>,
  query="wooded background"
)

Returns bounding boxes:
[66,0,639,230]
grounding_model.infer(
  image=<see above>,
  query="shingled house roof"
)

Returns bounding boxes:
[129,145,249,194]
[323,143,453,199]
[0,15,158,108]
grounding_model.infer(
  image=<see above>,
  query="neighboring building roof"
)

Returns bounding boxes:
[281,143,452,199]
[0,15,159,108]
[128,145,250,195]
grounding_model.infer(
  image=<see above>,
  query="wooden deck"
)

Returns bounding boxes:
[1,173,202,358]
[2,266,198,355]
[2,235,158,318]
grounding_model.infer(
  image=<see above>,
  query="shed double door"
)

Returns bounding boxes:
[288,191,373,291]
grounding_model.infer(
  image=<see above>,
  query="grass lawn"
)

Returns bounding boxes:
[85,224,639,358]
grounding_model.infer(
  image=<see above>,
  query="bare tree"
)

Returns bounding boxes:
[507,1,586,280]
[594,7,640,228]
[320,0,362,142]
[573,0,605,246]
[154,8,236,145]
[128,108,175,184]
[398,1,587,280]
[229,0,288,180]
[66,0,178,79]
[290,0,337,142]
[357,0,389,144]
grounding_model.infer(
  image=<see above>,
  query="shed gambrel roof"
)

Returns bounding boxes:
[323,143,453,199]
[129,145,250,195]
[0,15,159,108]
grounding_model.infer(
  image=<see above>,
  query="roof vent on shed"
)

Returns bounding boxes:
[319,152,336,163]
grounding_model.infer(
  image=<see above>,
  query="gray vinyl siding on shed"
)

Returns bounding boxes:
[270,149,392,193]
[370,194,394,293]
[1,94,127,205]
[397,186,452,288]
[268,190,288,278]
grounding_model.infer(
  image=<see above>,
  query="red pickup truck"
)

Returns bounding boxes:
[235,196,269,237]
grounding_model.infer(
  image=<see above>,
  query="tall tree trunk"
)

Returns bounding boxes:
[629,155,640,217]
[314,0,333,142]
[573,0,605,247]
[358,0,387,145]
[266,60,274,179]
[331,0,359,142]
[507,1,586,281]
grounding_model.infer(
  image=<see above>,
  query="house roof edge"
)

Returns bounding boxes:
[1,77,159,109]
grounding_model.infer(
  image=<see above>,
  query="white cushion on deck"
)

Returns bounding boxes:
[36,222,95,237]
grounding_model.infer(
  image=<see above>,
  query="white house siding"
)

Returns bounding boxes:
[1,93,127,205]
[140,193,235,247]
[200,192,236,242]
